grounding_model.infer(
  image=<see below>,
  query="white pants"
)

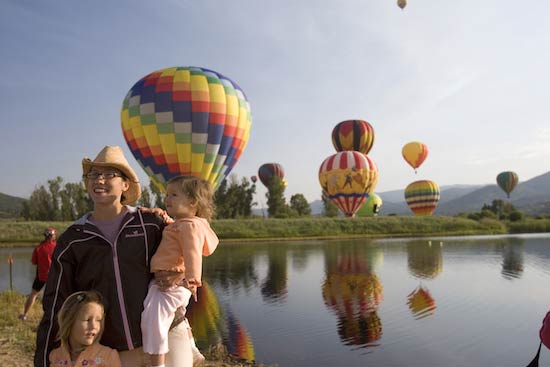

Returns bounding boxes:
[119,321,193,367]
[141,282,192,355]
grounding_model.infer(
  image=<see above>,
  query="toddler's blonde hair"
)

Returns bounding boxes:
[167,175,215,220]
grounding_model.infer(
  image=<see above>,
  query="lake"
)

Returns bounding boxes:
[2,234,550,366]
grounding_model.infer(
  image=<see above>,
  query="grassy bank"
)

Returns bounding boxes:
[0,291,272,367]
[0,216,519,244]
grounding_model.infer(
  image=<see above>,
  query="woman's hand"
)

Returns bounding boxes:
[155,270,185,291]
[139,207,174,225]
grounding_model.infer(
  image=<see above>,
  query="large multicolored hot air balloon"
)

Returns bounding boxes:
[404,180,440,216]
[121,66,252,191]
[496,171,519,199]
[319,151,378,217]
[402,141,428,173]
[258,163,285,188]
[331,119,375,155]
[356,193,383,217]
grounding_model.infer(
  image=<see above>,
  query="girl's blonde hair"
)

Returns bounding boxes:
[57,290,105,351]
[167,175,215,220]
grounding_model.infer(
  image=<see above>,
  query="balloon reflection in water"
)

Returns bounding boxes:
[407,240,443,279]
[501,240,525,279]
[407,285,436,320]
[226,310,255,363]
[322,251,384,346]
[187,281,225,347]
[187,281,256,363]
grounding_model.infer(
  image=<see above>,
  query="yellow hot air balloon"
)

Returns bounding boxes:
[404,180,440,216]
[402,141,428,173]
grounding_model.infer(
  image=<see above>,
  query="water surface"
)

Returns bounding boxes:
[3,234,550,366]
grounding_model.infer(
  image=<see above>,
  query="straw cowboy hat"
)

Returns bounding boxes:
[82,146,141,205]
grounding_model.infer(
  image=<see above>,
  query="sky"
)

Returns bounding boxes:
[1,0,549,204]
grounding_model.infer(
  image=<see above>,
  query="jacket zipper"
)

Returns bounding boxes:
[84,216,136,350]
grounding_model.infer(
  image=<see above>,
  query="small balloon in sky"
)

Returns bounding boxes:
[397,0,407,10]
[402,141,429,173]
[331,119,375,155]
[258,163,285,188]
[496,171,519,199]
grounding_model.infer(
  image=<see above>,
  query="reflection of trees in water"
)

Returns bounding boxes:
[290,247,309,272]
[187,281,256,363]
[322,242,384,347]
[407,285,436,319]
[407,240,443,279]
[203,247,259,292]
[261,246,288,303]
[500,238,525,279]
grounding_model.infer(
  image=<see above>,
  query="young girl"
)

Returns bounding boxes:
[141,175,219,367]
[49,290,121,366]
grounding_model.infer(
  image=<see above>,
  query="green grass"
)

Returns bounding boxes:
[0,216,518,245]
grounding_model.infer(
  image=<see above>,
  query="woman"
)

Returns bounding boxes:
[35,146,193,367]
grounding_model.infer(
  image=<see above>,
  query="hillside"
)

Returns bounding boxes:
[434,171,550,215]
[0,192,26,218]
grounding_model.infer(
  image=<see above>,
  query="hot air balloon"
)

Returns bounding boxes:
[404,180,440,216]
[250,175,257,184]
[319,151,379,217]
[121,66,252,191]
[258,163,284,188]
[496,171,519,199]
[356,193,383,217]
[407,285,436,319]
[331,119,375,155]
[397,0,407,9]
[402,141,428,173]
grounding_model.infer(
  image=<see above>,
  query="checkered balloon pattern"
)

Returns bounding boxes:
[121,66,252,191]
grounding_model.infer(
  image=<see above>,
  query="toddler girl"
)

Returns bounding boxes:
[141,175,219,367]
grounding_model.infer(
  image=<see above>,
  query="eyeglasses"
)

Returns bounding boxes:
[84,172,125,180]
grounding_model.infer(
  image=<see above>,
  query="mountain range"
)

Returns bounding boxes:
[2,171,549,217]
[309,171,550,216]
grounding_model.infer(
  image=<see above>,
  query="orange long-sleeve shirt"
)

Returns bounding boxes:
[150,217,219,285]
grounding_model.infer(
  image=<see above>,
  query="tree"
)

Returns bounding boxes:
[48,176,63,221]
[290,194,311,216]
[214,175,257,218]
[23,185,52,220]
[266,176,287,218]
[321,191,339,217]
[138,186,152,208]
[149,181,165,209]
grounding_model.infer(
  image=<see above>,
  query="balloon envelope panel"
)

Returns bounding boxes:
[121,66,252,191]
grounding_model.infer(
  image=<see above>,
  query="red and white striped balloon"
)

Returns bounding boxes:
[319,151,378,217]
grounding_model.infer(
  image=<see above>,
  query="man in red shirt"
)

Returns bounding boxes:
[19,227,57,321]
